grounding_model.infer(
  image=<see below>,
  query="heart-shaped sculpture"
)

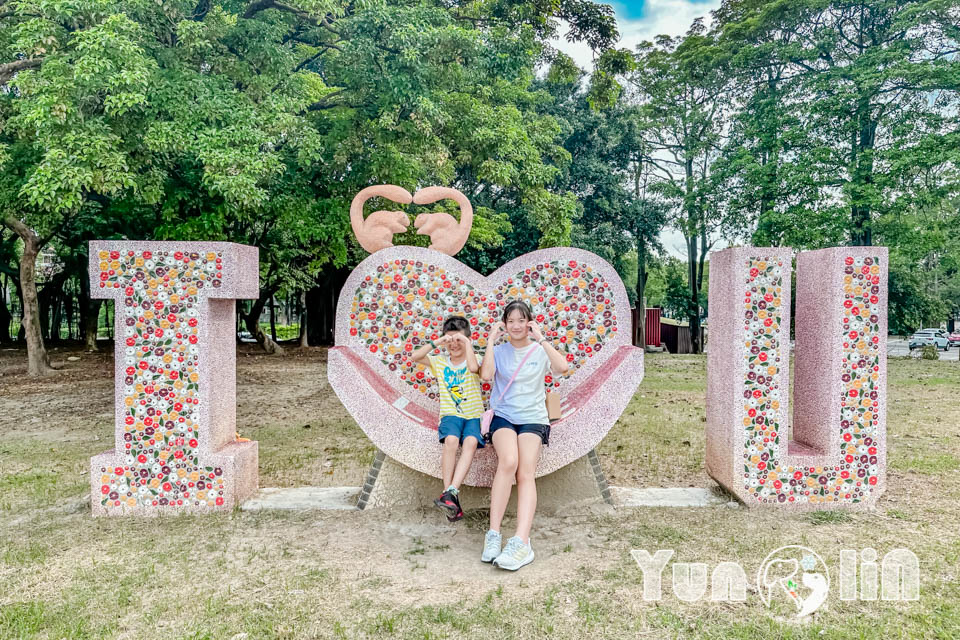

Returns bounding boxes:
[328,245,644,487]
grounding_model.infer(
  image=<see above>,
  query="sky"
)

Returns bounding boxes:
[550,0,723,258]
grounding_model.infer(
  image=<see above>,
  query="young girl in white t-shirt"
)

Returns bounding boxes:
[478,300,570,570]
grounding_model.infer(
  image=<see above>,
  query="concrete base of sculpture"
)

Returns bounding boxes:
[357,449,614,516]
[241,486,360,511]
[609,486,741,508]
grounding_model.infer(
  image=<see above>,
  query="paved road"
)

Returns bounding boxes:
[888,338,959,361]
[705,338,959,361]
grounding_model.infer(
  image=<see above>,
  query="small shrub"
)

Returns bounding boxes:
[920,345,939,360]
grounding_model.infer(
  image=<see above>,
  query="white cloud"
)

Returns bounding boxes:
[552,0,722,72]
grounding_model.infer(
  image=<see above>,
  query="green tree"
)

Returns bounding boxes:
[614,22,729,352]
[1,0,620,366]
[713,0,960,248]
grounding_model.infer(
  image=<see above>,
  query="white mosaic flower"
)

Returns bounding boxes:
[145,260,156,270]
[361,319,372,329]
[134,280,145,291]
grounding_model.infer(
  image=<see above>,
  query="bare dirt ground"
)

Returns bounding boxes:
[1,343,958,639]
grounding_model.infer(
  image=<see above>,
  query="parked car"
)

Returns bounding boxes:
[949,331,960,347]
[909,329,949,351]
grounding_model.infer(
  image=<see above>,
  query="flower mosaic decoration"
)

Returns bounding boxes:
[329,243,643,487]
[89,241,259,516]
[346,256,619,403]
[707,246,887,510]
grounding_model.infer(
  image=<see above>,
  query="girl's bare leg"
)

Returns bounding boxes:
[489,429,518,532]
[514,432,542,543]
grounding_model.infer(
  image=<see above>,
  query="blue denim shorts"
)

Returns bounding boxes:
[488,414,550,446]
[438,415,485,448]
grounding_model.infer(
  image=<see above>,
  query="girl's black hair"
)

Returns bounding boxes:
[441,316,471,337]
[502,299,533,324]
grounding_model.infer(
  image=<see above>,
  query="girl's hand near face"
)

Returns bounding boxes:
[527,321,544,342]
[489,321,505,343]
[480,322,503,381]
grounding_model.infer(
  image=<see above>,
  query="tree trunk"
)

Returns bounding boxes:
[687,233,702,355]
[14,276,25,341]
[49,294,63,343]
[299,290,309,348]
[849,105,877,247]
[269,294,278,343]
[0,274,11,343]
[78,271,101,351]
[3,215,54,375]
[242,290,283,355]
[85,299,102,351]
[635,242,647,348]
[307,266,350,346]
[65,291,74,341]
[684,155,702,355]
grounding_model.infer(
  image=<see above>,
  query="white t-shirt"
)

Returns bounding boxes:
[490,342,551,425]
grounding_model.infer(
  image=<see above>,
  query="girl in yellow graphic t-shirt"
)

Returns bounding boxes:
[410,316,484,521]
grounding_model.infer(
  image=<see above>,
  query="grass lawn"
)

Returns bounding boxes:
[0,346,958,639]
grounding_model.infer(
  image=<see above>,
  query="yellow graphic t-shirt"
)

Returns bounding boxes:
[428,355,485,419]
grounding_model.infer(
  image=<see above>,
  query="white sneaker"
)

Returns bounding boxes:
[481,529,502,563]
[492,536,534,570]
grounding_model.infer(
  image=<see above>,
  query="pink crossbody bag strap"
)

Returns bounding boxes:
[480,345,536,437]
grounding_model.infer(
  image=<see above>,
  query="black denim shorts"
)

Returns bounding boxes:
[487,414,550,446]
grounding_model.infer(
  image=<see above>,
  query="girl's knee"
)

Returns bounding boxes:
[443,436,460,448]
[497,455,518,474]
[517,467,536,484]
